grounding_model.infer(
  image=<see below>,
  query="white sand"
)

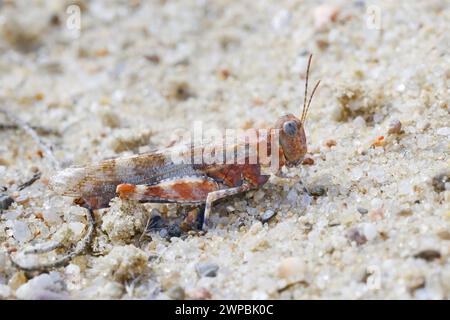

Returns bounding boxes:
[0,0,449,299]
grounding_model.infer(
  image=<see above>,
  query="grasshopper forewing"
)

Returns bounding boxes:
[50,55,320,231]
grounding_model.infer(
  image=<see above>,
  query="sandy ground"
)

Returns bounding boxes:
[0,0,449,299]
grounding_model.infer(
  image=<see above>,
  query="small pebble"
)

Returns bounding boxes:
[43,210,61,224]
[0,194,14,210]
[302,156,315,165]
[159,228,168,238]
[409,277,426,294]
[309,186,326,197]
[167,224,182,238]
[188,287,212,300]
[253,190,265,202]
[218,68,231,80]
[394,82,406,92]
[12,220,32,242]
[246,207,258,216]
[285,188,298,205]
[369,207,384,221]
[316,38,329,50]
[432,172,449,193]
[301,222,313,234]
[398,209,413,217]
[260,210,276,223]
[181,207,203,231]
[145,54,160,64]
[314,4,340,30]
[15,272,67,299]
[147,215,166,231]
[346,228,367,245]
[363,223,377,241]
[168,81,193,101]
[99,110,121,129]
[414,250,441,262]
[195,262,219,278]
[0,284,11,299]
[387,119,402,135]
[324,139,337,148]
[226,205,235,213]
[167,285,185,300]
[436,127,450,136]
[271,9,291,31]
[8,272,27,291]
[277,257,306,280]
[357,207,368,215]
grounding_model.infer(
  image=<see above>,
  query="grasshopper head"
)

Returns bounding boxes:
[278,54,320,168]
[276,114,307,167]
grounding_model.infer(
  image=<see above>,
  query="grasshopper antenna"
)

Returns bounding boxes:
[300,54,321,125]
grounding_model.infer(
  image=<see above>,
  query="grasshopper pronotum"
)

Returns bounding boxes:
[8,55,320,271]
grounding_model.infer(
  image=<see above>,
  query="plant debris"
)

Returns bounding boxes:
[431,172,449,193]
[414,250,441,262]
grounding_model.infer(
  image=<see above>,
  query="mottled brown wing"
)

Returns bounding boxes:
[49,150,196,197]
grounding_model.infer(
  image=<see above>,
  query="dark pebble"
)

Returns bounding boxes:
[171,82,193,101]
[414,250,441,262]
[302,222,313,234]
[196,207,205,230]
[167,286,185,300]
[167,224,182,238]
[0,195,14,210]
[398,209,413,217]
[346,228,367,246]
[357,207,368,214]
[195,262,219,278]
[147,215,166,231]
[309,186,326,197]
[260,210,277,223]
[145,54,161,64]
[432,172,449,193]
[159,228,168,238]
[354,1,366,8]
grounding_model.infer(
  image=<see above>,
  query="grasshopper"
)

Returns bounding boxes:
[9,55,320,271]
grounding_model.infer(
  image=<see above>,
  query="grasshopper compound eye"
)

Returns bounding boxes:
[283,120,298,136]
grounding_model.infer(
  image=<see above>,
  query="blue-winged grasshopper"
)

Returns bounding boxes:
[10,55,320,271]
